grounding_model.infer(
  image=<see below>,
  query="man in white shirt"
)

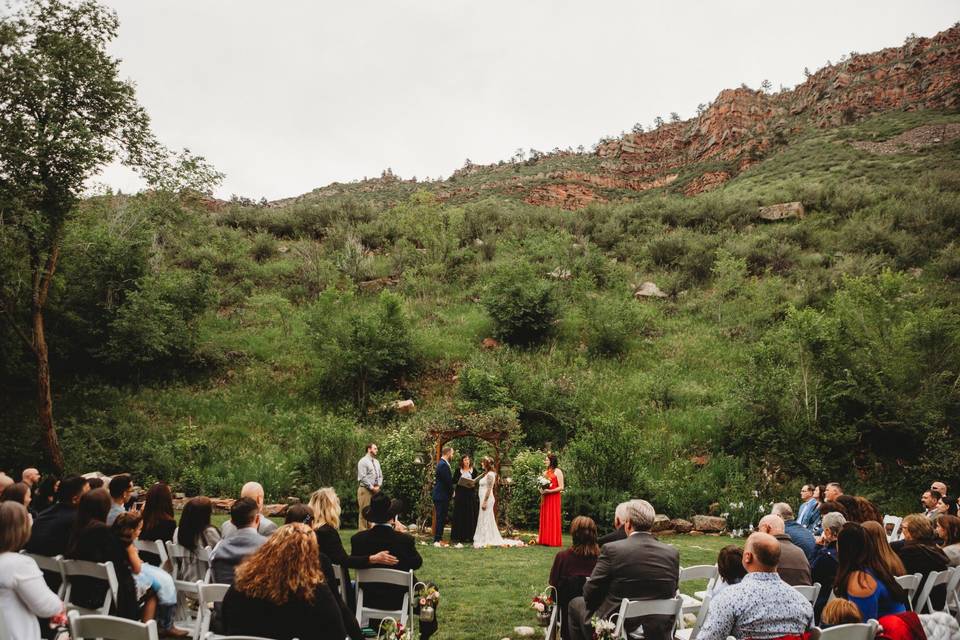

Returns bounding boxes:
[357,443,383,530]
[221,482,278,538]
[106,474,133,525]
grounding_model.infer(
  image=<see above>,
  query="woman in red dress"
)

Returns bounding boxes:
[538,453,564,547]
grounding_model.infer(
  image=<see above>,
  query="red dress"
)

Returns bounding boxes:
[538,469,563,547]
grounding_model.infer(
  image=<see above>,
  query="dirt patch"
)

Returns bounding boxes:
[851,123,960,154]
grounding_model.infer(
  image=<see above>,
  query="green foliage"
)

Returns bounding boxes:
[583,296,649,357]
[378,420,431,520]
[482,262,559,346]
[290,414,366,510]
[307,290,419,409]
[504,448,547,529]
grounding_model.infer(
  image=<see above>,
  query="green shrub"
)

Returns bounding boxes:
[290,414,367,502]
[504,448,547,529]
[583,296,648,357]
[250,231,278,262]
[482,262,559,346]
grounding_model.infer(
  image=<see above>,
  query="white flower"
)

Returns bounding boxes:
[533,602,545,612]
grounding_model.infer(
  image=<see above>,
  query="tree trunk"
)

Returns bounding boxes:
[33,303,64,474]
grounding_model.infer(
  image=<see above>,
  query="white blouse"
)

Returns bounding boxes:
[0,552,63,640]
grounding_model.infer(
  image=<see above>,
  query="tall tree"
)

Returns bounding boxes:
[0,0,220,472]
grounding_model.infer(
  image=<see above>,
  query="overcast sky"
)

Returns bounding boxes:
[93,1,958,200]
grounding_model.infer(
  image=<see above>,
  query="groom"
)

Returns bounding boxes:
[432,446,455,543]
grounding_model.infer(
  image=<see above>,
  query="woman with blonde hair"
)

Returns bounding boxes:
[861,520,907,576]
[221,523,349,640]
[308,488,398,610]
[820,598,862,626]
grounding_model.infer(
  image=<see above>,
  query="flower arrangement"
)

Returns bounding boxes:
[536,476,552,491]
[378,618,410,640]
[417,583,440,607]
[590,616,617,640]
[531,586,555,625]
[722,492,774,536]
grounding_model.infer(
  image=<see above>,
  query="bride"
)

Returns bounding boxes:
[473,456,523,548]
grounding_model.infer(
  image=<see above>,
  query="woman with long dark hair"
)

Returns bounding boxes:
[834,522,907,620]
[140,483,176,565]
[172,496,221,581]
[935,514,960,566]
[538,453,564,547]
[450,455,480,544]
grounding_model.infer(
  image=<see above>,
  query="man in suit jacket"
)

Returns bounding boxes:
[431,446,455,543]
[351,493,424,613]
[598,502,629,546]
[26,475,89,556]
[568,499,679,640]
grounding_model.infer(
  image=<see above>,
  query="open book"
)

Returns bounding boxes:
[456,471,486,489]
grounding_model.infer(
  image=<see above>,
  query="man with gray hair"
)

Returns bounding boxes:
[772,502,816,561]
[810,511,845,619]
[567,499,679,640]
[757,514,811,586]
[598,501,629,546]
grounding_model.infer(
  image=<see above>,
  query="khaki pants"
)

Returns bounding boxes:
[357,486,374,530]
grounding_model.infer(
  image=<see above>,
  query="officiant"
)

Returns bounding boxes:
[451,454,480,544]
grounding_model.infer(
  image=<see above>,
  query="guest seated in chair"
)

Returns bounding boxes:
[221,523,350,640]
[549,516,600,640]
[567,499,679,640]
[597,502,628,547]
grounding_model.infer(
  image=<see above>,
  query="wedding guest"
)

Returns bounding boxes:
[935,514,960,566]
[432,446,455,544]
[172,496,222,582]
[861,521,906,577]
[107,474,132,525]
[825,483,844,502]
[140,482,177,565]
[549,516,600,640]
[931,481,948,498]
[32,476,59,514]
[352,493,439,638]
[772,502,816,561]
[26,475,88,557]
[922,491,942,520]
[0,472,13,490]
[66,488,147,621]
[819,500,848,521]
[567,499,679,640]
[1,482,32,512]
[0,501,65,640]
[896,514,950,610]
[451,454,479,544]
[854,497,883,524]
[757,514,811,586]
[221,523,349,640]
[834,522,908,620]
[210,498,267,585]
[797,485,820,531]
[708,545,746,596]
[697,532,813,640]
[820,599,862,626]
[357,444,383,531]
[811,485,826,534]
[936,495,958,517]
[598,502,628,546]
[538,454,564,548]
[221,482,279,538]
[811,512,846,621]
[113,512,187,637]
[835,495,863,523]
[21,467,41,491]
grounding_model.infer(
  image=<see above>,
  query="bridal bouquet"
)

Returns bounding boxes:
[590,616,617,640]
[536,476,552,491]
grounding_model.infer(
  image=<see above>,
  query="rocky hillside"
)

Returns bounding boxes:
[274,24,960,210]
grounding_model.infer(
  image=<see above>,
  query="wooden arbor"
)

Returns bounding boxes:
[425,410,519,538]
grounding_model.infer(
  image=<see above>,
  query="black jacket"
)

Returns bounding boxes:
[26,503,76,556]
[432,460,453,503]
[66,523,140,620]
[897,541,950,610]
[222,583,347,640]
[350,525,423,611]
[598,526,627,546]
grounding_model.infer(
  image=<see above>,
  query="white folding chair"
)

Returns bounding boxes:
[793,583,822,605]
[21,552,67,599]
[677,565,717,627]
[894,573,923,610]
[68,610,159,640]
[612,596,682,640]
[355,568,414,628]
[915,567,957,614]
[675,592,711,640]
[197,583,231,639]
[62,559,119,615]
[331,563,349,606]
[882,515,902,542]
[166,541,213,632]
[544,603,560,640]
[945,566,960,621]
[816,620,878,640]
[135,538,170,568]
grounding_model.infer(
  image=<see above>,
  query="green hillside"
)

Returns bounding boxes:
[3,110,959,524]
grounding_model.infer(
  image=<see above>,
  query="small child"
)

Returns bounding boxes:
[113,512,187,637]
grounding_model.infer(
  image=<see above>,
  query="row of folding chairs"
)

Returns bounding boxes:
[65,609,280,640]
[22,552,120,615]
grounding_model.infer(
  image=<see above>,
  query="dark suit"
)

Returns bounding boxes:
[431,459,453,542]
[568,531,679,640]
[598,526,627,546]
[350,524,423,611]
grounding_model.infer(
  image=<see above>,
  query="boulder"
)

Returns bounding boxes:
[514,627,536,637]
[210,498,236,513]
[263,503,288,518]
[634,282,668,299]
[549,267,572,281]
[394,399,416,414]
[481,337,500,349]
[758,201,805,221]
[651,514,673,532]
[671,518,694,534]
[692,515,727,533]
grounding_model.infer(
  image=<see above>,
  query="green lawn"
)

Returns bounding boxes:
[209,517,733,640]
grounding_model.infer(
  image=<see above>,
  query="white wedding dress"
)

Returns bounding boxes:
[472,472,523,548]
